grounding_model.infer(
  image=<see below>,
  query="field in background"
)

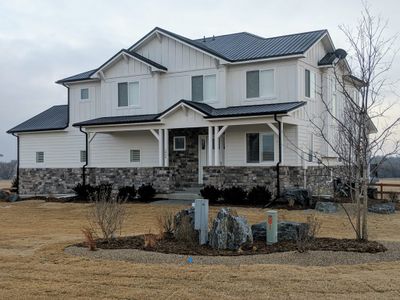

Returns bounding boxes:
[0,201,400,298]
[0,180,11,190]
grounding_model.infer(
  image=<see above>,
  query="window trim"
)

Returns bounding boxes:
[80,88,89,100]
[130,149,141,163]
[173,136,186,151]
[36,151,44,163]
[117,81,140,108]
[245,132,276,165]
[245,68,276,101]
[305,69,316,99]
[191,74,217,103]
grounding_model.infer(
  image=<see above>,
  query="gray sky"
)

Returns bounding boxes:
[0,0,399,162]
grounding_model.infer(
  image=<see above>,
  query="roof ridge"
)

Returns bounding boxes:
[263,29,327,40]
[195,31,263,41]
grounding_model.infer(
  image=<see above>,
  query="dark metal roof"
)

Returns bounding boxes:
[56,50,167,84]
[73,114,160,127]
[73,100,305,127]
[318,52,337,66]
[7,105,68,134]
[194,30,327,62]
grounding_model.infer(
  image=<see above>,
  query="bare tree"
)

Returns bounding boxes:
[310,2,399,240]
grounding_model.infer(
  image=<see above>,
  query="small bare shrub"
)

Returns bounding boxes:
[87,189,126,240]
[81,227,97,251]
[174,215,197,246]
[388,192,399,203]
[157,209,175,237]
[296,214,321,253]
[143,232,157,249]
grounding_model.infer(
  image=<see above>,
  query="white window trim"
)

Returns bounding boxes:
[173,136,186,151]
[305,69,316,100]
[130,149,141,163]
[244,131,276,165]
[80,88,89,101]
[117,81,141,108]
[245,68,276,101]
[191,74,217,104]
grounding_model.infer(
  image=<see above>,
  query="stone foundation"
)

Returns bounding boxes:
[203,166,335,197]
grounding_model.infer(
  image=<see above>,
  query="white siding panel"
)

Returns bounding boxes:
[90,131,158,167]
[20,131,85,168]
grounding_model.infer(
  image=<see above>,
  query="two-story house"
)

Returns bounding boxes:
[8,27,361,196]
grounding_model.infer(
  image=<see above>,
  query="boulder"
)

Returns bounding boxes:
[368,203,396,214]
[209,208,253,250]
[315,201,338,213]
[281,188,312,207]
[7,194,20,202]
[174,208,198,242]
[0,190,9,200]
[251,221,309,242]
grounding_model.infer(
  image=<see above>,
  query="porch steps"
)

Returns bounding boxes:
[156,187,202,201]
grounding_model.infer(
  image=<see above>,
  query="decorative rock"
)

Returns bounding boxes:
[7,194,20,202]
[209,208,253,250]
[174,208,198,242]
[281,188,312,207]
[0,190,9,200]
[368,203,396,214]
[315,201,338,213]
[251,221,309,242]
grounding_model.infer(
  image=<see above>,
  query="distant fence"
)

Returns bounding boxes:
[369,182,400,200]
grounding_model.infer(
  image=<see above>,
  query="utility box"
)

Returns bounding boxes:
[194,199,209,245]
[266,210,278,245]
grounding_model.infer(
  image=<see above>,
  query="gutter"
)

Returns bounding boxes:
[79,126,88,186]
[274,114,282,199]
[11,133,19,194]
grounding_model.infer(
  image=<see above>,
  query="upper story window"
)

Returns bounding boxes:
[191,74,216,102]
[118,82,139,107]
[246,133,274,163]
[80,88,89,100]
[246,69,275,99]
[305,69,316,99]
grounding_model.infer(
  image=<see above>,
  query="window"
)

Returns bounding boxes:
[130,149,140,162]
[191,74,216,102]
[36,152,44,163]
[173,136,186,151]
[118,82,139,107]
[80,88,89,100]
[80,150,87,163]
[246,69,274,99]
[305,69,316,98]
[246,133,274,163]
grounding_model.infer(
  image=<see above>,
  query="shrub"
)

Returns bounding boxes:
[388,192,399,203]
[11,177,18,190]
[222,186,247,205]
[247,185,272,206]
[143,232,158,249]
[296,214,321,253]
[137,184,156,201]
[200,185,222,203]
[157,209,175,237]
[81,227,97,251]
[73,183,95,200]
[117,185,136,201]
[174,215,197,246]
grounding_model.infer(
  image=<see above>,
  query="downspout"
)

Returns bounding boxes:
[274,114,282,199]
[79,126,88,186]
[11,133,19,194]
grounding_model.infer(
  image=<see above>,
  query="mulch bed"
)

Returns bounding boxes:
[75,234,387,256]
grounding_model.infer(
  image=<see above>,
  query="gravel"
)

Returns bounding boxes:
[65,241,400,267]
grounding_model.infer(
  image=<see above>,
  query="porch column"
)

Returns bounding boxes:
[208,126,213,166]
[164,129,169,167]
[159,129,164,167]
[214,126,219,166]
[279,121,283,164]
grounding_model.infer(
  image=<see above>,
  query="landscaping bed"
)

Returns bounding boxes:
[74,234,387,256]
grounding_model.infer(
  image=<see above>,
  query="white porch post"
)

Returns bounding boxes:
[159,129,164,167]
[164,129,169,167]
[279,121,283,164]
[208,126,213,166]
[214,126,219,166]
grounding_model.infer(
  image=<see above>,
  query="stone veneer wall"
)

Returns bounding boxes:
[19,168,82,195]
[203,166,335,197]
[168,128,207,187]
[19,167,177,195]
[87,167,177,193]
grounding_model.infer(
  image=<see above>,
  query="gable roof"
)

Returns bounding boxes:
[7,105,68,134]
[58,27,329,84]
[73,100,306,127]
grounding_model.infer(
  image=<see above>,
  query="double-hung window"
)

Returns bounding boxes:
[305,69,316,98]
[246,69,275,99]
[246,133,274,163]
[118,82,139,107]
[191,74,216,102]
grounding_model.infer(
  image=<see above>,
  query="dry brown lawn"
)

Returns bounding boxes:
[1,201,400,299]
[0,180,11,190]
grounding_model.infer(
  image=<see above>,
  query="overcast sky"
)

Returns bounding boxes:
[0,0,399,162]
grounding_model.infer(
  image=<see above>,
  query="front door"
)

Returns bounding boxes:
[198,135,208,184]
